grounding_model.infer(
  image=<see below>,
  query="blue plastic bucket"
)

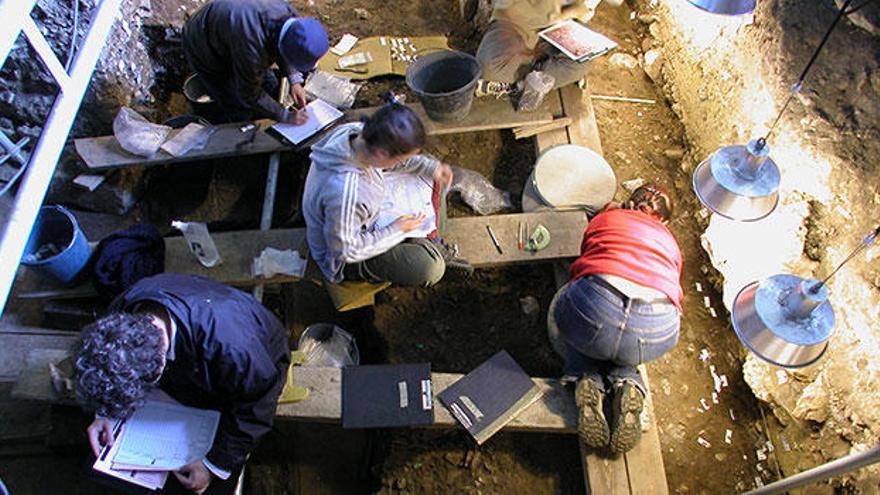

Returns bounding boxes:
[21,205,92,285]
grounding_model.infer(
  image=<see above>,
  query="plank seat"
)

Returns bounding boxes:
[14,210,587,301]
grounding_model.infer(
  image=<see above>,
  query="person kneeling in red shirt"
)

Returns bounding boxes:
[548,184,682,455]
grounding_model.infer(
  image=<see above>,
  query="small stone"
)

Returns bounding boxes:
[664,147,685,159]
[354,8,370,19]
[519,296,540,316]
[609,53,638,70]
[622,177,646,192]
[642,49,663,83]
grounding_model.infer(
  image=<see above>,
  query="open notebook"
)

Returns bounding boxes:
[538,20,617,62]
[270,99,344,145]
[374,172,437,239]
[92,392,220,490]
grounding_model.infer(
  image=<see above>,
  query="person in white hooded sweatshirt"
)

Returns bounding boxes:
[303,99,456,287]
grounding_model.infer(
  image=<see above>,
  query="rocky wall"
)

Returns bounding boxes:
[632,0,880,490]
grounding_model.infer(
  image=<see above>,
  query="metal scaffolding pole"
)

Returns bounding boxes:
[744,444,880,495]
[0,0,124,315]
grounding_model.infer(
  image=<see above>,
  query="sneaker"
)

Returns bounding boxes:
[475,79,516,99]
[437,240,474,274]
[609,380,644,454]
[574,377,609,448]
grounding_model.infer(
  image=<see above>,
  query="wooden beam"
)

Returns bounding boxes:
[348,97,555,136]
[560,84,603,156]
[446,210,588,267]
[513,117,573,140]
[276,366,578,433]
[76,122,289,171]
[622,366,669,495]
[0,325,78,380]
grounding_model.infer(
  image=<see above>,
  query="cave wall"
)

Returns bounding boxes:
[633,0,880,489]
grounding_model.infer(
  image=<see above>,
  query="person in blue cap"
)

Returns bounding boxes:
[183,0,329,124]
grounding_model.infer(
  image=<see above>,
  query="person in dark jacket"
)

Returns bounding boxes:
[75,273,290,495]
[183,0,329,123]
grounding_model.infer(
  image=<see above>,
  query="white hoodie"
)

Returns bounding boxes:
[302,122,439,282]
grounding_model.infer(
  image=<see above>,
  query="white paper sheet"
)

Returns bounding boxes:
[110,400,220,471]
[375,172,436,239]
[271,99,344,145]
[93,420,169,490]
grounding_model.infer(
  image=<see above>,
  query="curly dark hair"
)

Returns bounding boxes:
[75,312,165,418]
[626,183,673,223]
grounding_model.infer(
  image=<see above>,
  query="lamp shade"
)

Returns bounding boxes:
[731,274,834,368]
[692,139,780,221]
[686,0,756,15]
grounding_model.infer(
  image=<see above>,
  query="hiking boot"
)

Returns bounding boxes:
[609,380,645,454]
[475,79,516,99]
[574,377,609,448]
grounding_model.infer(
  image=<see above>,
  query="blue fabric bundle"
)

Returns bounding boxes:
[92,223,165,300]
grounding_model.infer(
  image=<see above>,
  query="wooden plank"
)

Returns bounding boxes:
[446,210,588,267]
[513,117,573,140]
[582,444,631,495]
[0,326,78,380]
[276,366,577,432]
[76,122,289,171]
[560,83,603,155]
[348,97,555,136]
[623,366,669,495]
[164,229,308,286]
[535,90,569,151]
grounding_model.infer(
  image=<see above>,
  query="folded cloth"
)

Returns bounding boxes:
[92,223,165,300]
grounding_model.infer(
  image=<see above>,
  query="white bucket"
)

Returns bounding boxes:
[521,144,616,214]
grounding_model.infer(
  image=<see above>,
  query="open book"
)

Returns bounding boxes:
[270,99,344,145]
[538,20,617,62]
[92,393,221,490]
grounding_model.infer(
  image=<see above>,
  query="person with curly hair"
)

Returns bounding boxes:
[547,184,683,455]
[76,273,290,495]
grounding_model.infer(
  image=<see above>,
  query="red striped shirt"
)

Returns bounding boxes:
[569,209,683,311]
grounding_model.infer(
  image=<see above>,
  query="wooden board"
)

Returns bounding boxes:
[445,210,588,267]
[164,229,308,286]
[0,325,79,380]
[623,365,669,495]
[276,366,577,432]
[348,97,555,136]
[76,122,289,171]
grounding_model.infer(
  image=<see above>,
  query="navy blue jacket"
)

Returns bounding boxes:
[111,273,290,471]
[183,0,297,120]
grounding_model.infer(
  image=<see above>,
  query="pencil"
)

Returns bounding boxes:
[486,225,503,255]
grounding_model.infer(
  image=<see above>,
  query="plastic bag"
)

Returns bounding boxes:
[113,106,172,157]
[449,166,514,215]
[297,324,360,367]
[517,71,556,112]
[305,71,363,109]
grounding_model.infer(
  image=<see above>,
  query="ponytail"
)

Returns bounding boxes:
[360,91,426,157]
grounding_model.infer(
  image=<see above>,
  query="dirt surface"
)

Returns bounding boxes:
[0,1,790,494]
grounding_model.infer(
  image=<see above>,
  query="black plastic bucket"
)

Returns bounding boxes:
[406,50,482,123]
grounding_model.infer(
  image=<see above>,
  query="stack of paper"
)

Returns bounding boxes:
[270,99,344,145]
[92,397,221,490]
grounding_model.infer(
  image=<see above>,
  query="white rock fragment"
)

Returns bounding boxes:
[700,398,711,410]
[729,408,736,421]
[709,307,718,318]
[697,437,712,448]
[711,392,719,404]
[720,375,728,388]
[776,370,788,385]
[703,296,711,308]
[756,448,767,461]
[754,476,764,488]
[699,348,711,362]
[380,37,386,46]
[765,440,774,453]
[724,429,732,444]
[780,435,791,452]
[695,282,703,292]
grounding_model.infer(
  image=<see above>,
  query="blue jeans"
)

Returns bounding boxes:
[548,275,680,394]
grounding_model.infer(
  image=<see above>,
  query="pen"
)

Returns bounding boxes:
[486,225,503,255]
[99,420,124,462]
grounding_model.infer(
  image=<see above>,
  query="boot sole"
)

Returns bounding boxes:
[575,380,609,448]
[609,383,644,454]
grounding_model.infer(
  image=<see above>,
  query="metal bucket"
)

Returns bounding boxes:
[21,205,92,285]
[183,73,215,112]
[521,144,616,214]
[406,50,482,123]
